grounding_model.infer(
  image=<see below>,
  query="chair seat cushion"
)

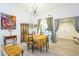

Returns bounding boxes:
[3,45,23,56]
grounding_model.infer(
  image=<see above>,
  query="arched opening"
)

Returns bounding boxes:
[55,17,79,55]
[56,19,77,40]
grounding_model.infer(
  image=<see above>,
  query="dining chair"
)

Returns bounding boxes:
[24,33,36,52]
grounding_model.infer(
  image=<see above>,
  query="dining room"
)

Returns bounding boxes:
[0,3,79,56]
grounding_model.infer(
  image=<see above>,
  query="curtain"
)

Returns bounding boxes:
[46,17,52,31]
[37,19,41,33]
[54,20,59,42]
[74,17,79,33]
[55,20,59,32]
[46,17,55,42]
[46,17,59,42]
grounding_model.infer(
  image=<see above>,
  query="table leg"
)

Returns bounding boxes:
[22,50,24,56]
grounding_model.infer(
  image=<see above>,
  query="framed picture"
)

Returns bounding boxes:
[1,13,16,30]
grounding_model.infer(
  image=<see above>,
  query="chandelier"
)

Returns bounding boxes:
[31,4,39,18]
[29,4,39,34]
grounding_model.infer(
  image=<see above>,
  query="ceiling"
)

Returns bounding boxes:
[8,3,79,19]
[16,3,79,11]
[16,3,79,18]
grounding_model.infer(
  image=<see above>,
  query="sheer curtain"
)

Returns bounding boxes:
[37,19,41,33]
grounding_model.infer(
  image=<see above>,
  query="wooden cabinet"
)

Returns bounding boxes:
[21,23,29,42]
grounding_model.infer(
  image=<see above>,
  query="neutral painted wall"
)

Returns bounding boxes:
[53,4,79,40]
[53,4,79,19]
[56,19,78,40]
[0,3,30,44]
[0,4,31,55]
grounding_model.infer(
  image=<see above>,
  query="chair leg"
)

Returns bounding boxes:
[28,44,29,50]
[47,43,49,49]
[46,40,49,52]
[22,50,24,56]
[46,43,48,52]
[32,44,34,52]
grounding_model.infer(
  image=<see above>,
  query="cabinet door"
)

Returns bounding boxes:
[21,24,23,42]
[21,24,29,42]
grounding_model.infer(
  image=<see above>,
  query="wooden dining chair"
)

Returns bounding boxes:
[24,33,36,52]
[2,35,24,56]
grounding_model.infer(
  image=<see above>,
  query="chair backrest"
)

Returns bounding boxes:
[29,34,34,41]
[3,35,17,46]
[24,32,34,44]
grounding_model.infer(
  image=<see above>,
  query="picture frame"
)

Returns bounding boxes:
[1,13,16,30]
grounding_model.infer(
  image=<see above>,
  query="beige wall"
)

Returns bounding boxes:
[56,19,78,40]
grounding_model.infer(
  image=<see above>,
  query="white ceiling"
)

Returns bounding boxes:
[16,3,79,17]
[17,3,54,16]
[8,3,79,19]
[16,3,79,11]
